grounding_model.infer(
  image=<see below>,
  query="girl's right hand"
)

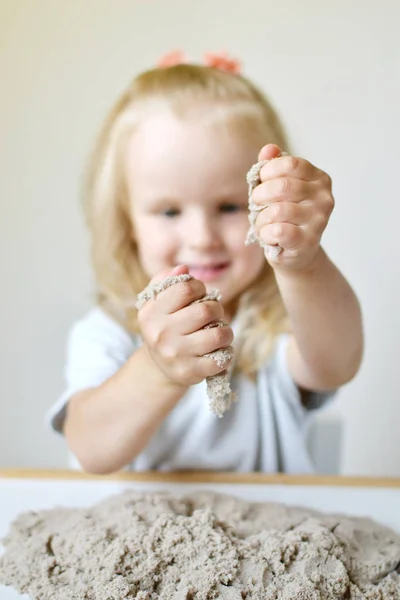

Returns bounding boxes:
[137,265,234,388]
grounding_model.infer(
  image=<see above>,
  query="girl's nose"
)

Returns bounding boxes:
[186,212,221,250]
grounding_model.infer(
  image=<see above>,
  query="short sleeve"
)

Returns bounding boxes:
[270,334,336,424]
[47,308,137,434]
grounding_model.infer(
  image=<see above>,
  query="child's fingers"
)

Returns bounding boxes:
[259,222,305,251]
[148,264,190,286]
[174,351,232,385]
[141,265,208,314]
[258,143,282,162]
[142,277,208,315]
[166,279,209,314]
[259,155,323,183]
[195,349,234,379]
[173,300,225,335]
[184,325,234,358]
[254,202,309,232]
[196,356,232,379]
[252,178,313,206]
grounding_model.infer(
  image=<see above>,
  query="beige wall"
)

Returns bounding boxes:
[1,0,399,474]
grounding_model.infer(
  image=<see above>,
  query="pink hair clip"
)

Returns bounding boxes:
[157,50,188,68]
[203,51,241,74]
[157,50,241,74]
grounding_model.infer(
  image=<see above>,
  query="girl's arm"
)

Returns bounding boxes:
[252,144,364,391]
[64,345,188,474]
[64,267,233,474]
[275,247,363,391]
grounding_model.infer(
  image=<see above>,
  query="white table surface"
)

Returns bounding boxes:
[1,476,400,599]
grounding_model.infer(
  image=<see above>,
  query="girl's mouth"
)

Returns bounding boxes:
[187,263,229,282]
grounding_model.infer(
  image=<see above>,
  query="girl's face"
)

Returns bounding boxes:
[126,110,265,320]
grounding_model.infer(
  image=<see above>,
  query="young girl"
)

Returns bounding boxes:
[48,51,363,474]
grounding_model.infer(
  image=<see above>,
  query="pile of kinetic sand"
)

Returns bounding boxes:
[1,490,399,600]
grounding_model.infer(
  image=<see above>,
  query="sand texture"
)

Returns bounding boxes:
[1,490,400,600]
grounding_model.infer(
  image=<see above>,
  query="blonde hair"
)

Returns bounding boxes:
[83,64,290,378]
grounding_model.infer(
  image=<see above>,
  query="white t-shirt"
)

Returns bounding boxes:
[47,307,335,473]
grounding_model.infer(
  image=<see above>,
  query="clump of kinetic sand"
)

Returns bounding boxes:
[1,490,399,600]
[135,273,235,417]
[246,156,287,260]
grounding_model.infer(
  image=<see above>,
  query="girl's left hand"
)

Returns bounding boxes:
[252,144,335,271]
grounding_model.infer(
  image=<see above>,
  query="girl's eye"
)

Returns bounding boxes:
[219,203,243,214]
[162,208,180,218]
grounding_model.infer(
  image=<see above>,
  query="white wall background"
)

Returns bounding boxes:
[1,0,399,475]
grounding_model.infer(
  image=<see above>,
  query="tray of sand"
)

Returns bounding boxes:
[1,470,400,599]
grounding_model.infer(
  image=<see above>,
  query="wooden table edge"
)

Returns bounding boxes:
[1,469,400,487]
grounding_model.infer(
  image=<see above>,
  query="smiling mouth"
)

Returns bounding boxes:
[186,263,229,282]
